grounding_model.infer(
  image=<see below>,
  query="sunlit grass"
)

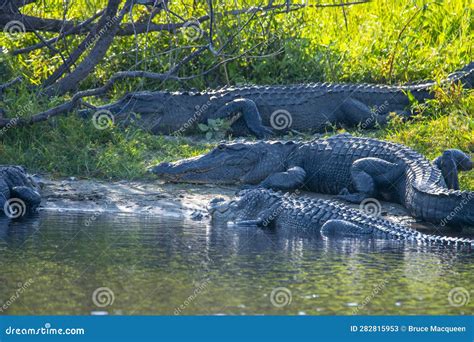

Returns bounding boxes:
[0,0,472,187]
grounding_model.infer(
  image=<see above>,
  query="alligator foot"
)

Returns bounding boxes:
[337,188,368,204]
[259,166,306,191]
[213,98,273,139]
[11,186,42,212]
[433,149,473,190]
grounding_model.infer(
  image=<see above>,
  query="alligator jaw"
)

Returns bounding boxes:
[149,160,222,183]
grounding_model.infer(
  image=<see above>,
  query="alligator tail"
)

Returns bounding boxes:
[402,62,473,95]
[446,62,474,88]
[367,211,474,248]
[410,186,474,227]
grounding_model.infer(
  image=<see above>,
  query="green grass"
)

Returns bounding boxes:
[0,0,472,189]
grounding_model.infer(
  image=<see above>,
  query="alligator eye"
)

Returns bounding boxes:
[217,144,226,150]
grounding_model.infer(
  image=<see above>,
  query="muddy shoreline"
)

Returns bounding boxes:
[36,177,472,236]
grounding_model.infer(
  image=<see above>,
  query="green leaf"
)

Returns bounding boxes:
[405,90,417,105]
[205,132,213,140]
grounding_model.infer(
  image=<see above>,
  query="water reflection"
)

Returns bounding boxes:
[0,212,472,315]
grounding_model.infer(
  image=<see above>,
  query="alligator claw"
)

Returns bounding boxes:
[337,188,367,204]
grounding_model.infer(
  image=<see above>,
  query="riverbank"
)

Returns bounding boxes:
[37,177,474,237]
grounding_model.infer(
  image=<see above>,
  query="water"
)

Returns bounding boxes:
[0,212,473,315]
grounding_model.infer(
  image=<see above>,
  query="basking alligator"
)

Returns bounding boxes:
[208,188,474,248]
[91,63,473,138]
[0,166,41,217]
[151,134,474,226]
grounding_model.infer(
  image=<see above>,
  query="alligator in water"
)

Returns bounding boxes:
[151,134,474,227]
[0,166,41,217]
[208,188,474,248]
[89,63,473,138]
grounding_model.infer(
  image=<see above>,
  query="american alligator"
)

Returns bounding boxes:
[0,166,41,217]
[208,188,474,248]
[151,134,474,226]
[89,63,473,138]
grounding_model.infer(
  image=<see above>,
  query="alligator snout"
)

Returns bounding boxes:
[207,197,227,214]
[148,162,173,175]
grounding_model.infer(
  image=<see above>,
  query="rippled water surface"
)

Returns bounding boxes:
[0,212,473,315]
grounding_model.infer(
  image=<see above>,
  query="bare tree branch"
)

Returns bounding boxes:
[2,1,371,36]
[0,46,207,128]
[12,10,105,55]
[0,76,22,95]
[41,0,125,92]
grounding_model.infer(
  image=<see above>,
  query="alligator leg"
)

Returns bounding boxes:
[320,219,374,237]
[340,99,388,128]
[338,158,404,203]
[11,186,42,211]
[211,98,273,138]
[259,166,306,191]
[433,149,473,190]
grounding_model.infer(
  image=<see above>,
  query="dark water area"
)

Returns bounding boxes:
[0,212,473,315]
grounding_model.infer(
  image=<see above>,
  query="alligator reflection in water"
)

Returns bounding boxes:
[0,212,472,315]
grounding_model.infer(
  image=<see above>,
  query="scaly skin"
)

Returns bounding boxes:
[91,63,473,138]
[0,166,41,216]
[208,188,474,248]
[151,134,474,227]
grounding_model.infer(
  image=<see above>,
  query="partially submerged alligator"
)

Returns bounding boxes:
[208,188,474,248]
[90,63,473,138]
[151,134,474,226]
[0,166,41,217]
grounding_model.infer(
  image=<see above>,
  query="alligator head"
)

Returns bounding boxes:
[149,141,297,184]
[208,189,281,223]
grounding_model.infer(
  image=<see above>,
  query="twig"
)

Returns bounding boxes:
[0,77,22,93]
[12,10,105,55]
[387,4,425,82]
